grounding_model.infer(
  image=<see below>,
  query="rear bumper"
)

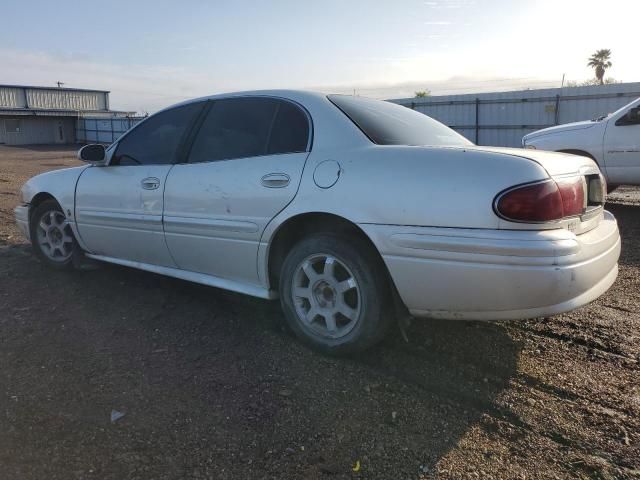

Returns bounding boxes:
[360,210,620,320]
[14,205,30,241]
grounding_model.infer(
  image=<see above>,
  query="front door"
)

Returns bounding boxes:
[163,96,311,285]
[603,100,640,185]
[53,120,65,144]
[75,101,204,266]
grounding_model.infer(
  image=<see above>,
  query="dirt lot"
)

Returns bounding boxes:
[0,145,639,479]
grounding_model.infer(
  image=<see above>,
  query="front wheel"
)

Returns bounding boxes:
[279,233,393,355]
[29,199,78,270]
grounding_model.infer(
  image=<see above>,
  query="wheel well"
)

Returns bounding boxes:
[556,149,597,162]
[267,213,387,290]
[28,193,57,220]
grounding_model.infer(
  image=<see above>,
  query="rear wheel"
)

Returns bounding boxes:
[279,233,392,355]
[29,200,78,270]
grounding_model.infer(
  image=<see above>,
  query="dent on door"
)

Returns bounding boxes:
[163,152,308,284]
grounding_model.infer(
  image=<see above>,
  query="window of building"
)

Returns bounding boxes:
[5,119,22,133]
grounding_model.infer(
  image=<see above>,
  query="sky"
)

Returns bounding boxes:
[1,0,639,113]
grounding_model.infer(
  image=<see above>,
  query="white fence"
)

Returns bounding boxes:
[390,82,640,147]
[76,116,145,144]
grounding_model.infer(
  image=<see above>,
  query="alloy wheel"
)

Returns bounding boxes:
[35,210,74,262]
[291,253,361,339]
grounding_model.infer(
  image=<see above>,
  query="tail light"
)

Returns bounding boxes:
[495,177,585,223]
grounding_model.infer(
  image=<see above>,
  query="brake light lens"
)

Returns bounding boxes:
[495,177,585,222]
[556,176,585,217]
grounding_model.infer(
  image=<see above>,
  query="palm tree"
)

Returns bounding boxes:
[587,49,612,85]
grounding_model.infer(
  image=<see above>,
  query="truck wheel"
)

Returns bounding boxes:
[279,233,393,355]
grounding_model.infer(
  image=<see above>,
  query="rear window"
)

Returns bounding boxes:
[328,94,472,147]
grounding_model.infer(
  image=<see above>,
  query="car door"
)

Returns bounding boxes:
[163,96,311,285]
[603,100,640,185]
[75,102,204,266]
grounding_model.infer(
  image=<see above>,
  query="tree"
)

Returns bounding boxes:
[414,90,431,98]
[565,77,620,88]
[587,49,612,85]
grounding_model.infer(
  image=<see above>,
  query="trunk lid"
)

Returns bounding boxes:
[468,146,605,234]
[466,146,598,176]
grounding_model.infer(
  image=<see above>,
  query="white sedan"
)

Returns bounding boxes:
[15,91,621,354]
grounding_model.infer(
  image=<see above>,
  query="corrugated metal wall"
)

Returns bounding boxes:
[0,117,75,145]
[26,89,106,110]
[0,87,26,109]
[0,86,107,111]
[389,82,640,147]
[76,117,145,144]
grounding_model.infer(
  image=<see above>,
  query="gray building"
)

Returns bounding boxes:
[0,84,134,145]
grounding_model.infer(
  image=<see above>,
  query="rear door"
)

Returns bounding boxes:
[75,102,204,266]
[163,96,311,285]
[603,99,640,184]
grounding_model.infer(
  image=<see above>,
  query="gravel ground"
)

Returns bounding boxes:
[0,145,639,479]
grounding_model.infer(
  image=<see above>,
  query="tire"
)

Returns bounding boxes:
[279,233,393,355]
[29,199,79,270]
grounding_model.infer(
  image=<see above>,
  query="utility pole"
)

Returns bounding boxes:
[560,74,565,88]
[56,81,65,88]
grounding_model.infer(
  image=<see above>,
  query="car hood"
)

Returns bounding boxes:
[523,120,597,141]
[465,145,599,177]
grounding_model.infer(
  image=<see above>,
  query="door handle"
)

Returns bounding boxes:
[141,177,160,190]
[261,173,290,188]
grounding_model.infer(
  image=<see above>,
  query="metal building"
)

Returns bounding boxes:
[0,84,134,145]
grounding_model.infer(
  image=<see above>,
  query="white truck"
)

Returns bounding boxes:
[522,97,640,188]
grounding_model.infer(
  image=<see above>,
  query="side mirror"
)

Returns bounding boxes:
[78,144,106,163]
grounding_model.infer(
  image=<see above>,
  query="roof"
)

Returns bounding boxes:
[0,108,136,117]
[0,84,110,94]
[168,89,328,110]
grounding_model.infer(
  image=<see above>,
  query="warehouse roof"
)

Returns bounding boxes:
[0,84,110,93]
[0,108,135,117]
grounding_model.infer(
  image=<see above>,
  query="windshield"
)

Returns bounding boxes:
[328,94,473,147]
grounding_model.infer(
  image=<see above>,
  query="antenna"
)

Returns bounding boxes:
[56,81,65,88]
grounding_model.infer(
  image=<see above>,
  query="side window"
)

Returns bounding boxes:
[267,101,310,154]
[188,98,277,163]
[615,106,640,126]
[112,102,203,166]
[188,97,310,163]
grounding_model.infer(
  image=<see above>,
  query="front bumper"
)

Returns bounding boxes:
[361,211,620,320]
[14,205,30,241]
